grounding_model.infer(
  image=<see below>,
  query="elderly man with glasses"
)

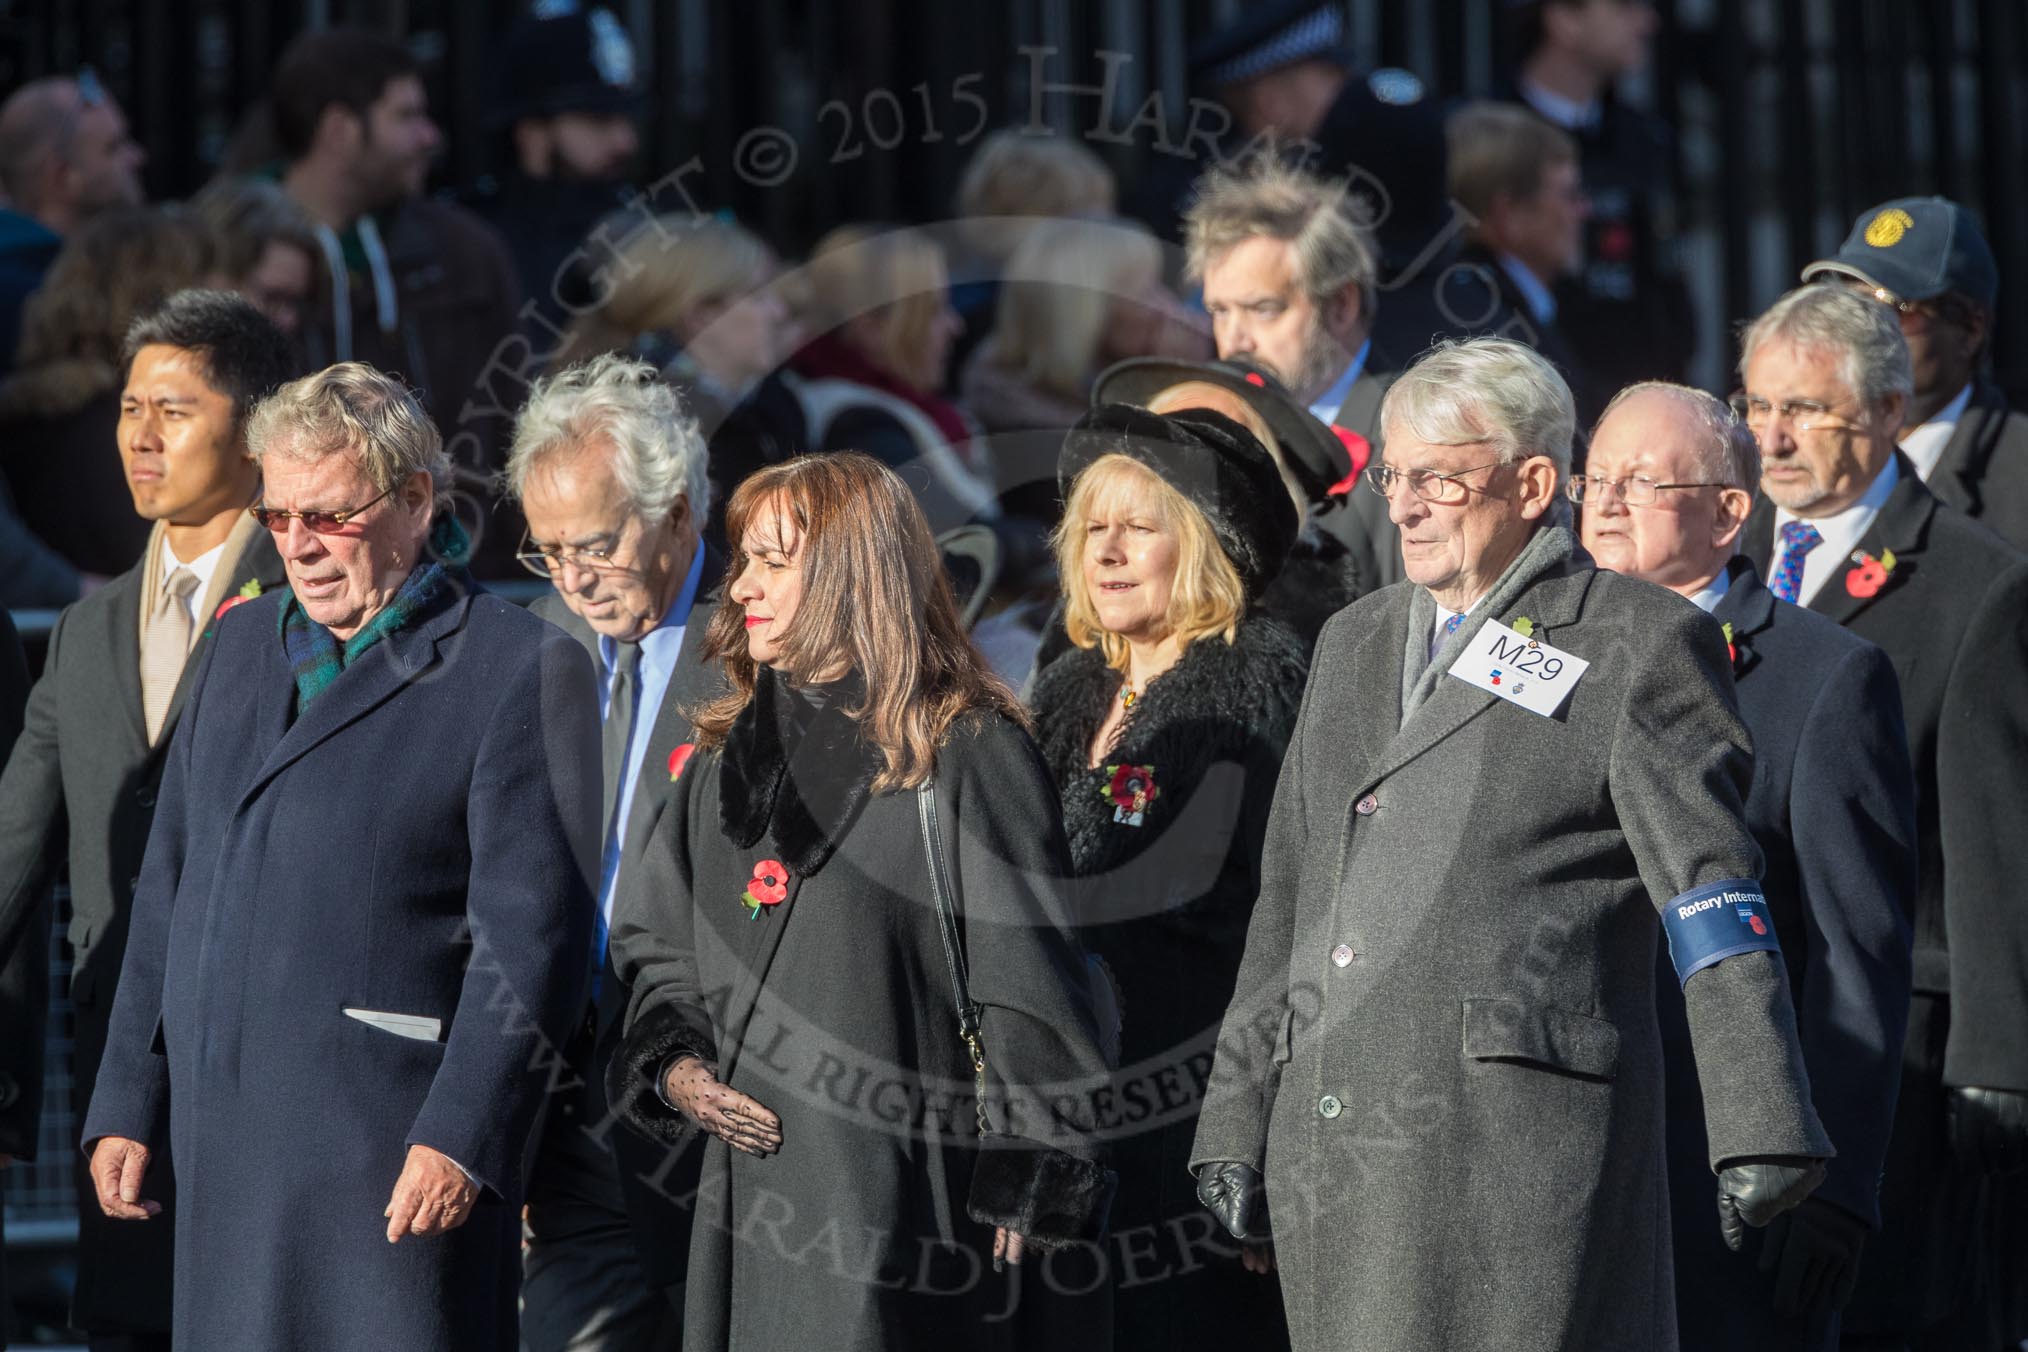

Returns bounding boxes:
[80,361,601,1352]
[1577,381,1918,1351]
[502,352,722,1350]
[1191,336,1831,1352]
[1735,283,2028,1351]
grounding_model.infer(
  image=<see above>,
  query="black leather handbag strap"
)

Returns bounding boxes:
[917,777,987,1118]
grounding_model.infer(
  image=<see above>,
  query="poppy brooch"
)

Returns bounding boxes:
[668,742,695,782]
[1844,548,1897,600]
[1103,764,1159,828]
[742,859,789,920]
[203,579,263,639]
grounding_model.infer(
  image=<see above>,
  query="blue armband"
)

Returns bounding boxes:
[1660,878,1780,987]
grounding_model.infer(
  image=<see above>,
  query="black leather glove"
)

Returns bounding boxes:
[1716,1157,1825,1251]
[1755,1196,1868,1315]
[1948,1086,2028,1175]
[1195,1161,1270,1243]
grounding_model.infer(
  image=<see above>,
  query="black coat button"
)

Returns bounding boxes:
[136,786,156,808]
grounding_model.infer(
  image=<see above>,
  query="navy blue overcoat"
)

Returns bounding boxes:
[82,584,600,1351]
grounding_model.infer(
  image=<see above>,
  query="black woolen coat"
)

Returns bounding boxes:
[609,673,1115,1352]
[1028,613,1308,1351]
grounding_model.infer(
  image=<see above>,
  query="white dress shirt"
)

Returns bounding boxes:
[1773,455,1900,607]
[1686,566,1732,616]
[1899,381,1973,484]
[1517,77,1600,132]
[1497,253,1559,326]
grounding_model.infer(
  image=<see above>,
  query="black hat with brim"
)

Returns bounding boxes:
[1093,355,1354,505]
[1060,403,1300,601]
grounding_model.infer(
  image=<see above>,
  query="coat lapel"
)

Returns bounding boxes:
[162,526,288,737]
[622,590,723,864]
[96,568,149,749]
[1359,564,1592,794]
[1711,556,1776,681]
[238,589,474,807]
[1802,462,1934,629]
[1927,381,2005,519]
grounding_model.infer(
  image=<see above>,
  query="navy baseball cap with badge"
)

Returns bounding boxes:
[490,0,642,128]
[1802,196,1999,310]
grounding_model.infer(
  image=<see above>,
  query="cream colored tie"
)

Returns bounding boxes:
[141,568,200,744]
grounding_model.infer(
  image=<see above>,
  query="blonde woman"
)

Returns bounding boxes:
[609,451,1113,1350]
[1027,404,1305,1352]
[550,213,803,547]
[788,224,996,531]
[961,216,1205,437]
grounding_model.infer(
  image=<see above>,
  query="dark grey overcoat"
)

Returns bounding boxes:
[1191,526,1832,1352]
[79,584,601,1351]
[608,672,1115,1352]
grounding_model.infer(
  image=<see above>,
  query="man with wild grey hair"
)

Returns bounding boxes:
[81,361,601,1351]
[1579,380,1916,1350]
[506,352,720,1346]
[1735,283,2028,1347]
[1190,337,1831,1352]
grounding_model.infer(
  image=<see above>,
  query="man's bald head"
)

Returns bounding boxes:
[0,75,144,233]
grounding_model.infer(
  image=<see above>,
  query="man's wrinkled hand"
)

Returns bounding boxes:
[89,1135,161,1220]
[384,1143,478,1243]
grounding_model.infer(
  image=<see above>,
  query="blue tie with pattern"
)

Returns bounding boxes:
[1771,521,1823,604]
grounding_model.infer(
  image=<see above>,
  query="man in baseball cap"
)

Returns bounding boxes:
[1803,196,2028,548]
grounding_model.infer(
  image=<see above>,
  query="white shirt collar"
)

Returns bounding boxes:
[161,536,230,629]
[1429,597,1481,660]
[1686,566,1732,615]
[1517,77,1600,131]
[1898,381,1974,484]
[1772,455,1900,607]
[1307,339,1372,425]
[1497,253,1558,325]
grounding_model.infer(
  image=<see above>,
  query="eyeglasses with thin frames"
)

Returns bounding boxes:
[1728,395,1865,435]
[1565,474,1731,506]
[1364,460,1508,507]
[250,486,393,533]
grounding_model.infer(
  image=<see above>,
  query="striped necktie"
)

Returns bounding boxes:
[1770,521,1823,604]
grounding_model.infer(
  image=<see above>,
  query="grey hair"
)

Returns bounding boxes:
[1183,156,1379,319]
[1594,381,1762,496]
[504,353,708,526]
[1380,337,1576,474]
[1740,284,1913,409]
[246,361,450,507]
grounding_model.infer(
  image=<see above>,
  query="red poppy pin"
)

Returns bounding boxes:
[1103,764,1159,828]
[742,859,789,920]
[1844,548,1897,599]
[212,578,263,622]
[668,743,695,782]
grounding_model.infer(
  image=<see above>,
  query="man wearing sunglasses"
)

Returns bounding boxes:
[1738,283,2028,1351]
[501,353,720,1350]
[0,288,290,1350]
[1579,381,1918,1350]
[1802,195,2028,553]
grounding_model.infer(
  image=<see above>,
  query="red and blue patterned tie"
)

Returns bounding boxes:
[1771,520,1823,604]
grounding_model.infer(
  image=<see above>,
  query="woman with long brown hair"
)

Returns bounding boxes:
[607,451,1113,1351]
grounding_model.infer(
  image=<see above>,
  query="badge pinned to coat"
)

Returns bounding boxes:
[1103,763,1159,827]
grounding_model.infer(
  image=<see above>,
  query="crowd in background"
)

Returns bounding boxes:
[0,1,2026,1351]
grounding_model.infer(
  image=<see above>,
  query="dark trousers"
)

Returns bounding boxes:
[520,1022,679,1352]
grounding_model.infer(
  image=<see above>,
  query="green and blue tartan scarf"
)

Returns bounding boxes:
[278,516,472,716]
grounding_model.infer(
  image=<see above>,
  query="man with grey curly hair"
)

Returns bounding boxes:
[1737,283,2028,1348]
[507,351,719,1348]
[1193,337,1832,1352]
[82,358,601,1350]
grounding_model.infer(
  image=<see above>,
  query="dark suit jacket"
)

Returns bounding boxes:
[1456,243,1605,431]
[1325,366,1404,593]
[1743,458,2028,1329]
[1659,557,1917,1349]
[0,529,285,1332]
[1927,378,2028,552]
[529,550,726,1308]
[80,584,599,1350]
